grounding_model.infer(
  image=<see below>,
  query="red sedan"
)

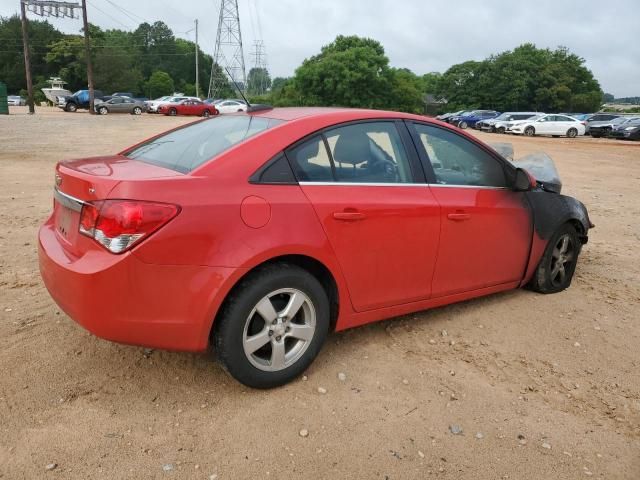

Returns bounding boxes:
[39,107,592,388]
[157,99,218,117]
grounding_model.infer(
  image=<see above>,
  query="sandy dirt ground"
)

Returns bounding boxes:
[1,106,639,479]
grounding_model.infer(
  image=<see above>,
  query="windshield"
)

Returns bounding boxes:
[125,115,284,173]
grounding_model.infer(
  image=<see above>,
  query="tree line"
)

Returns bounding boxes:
[1,15,608,113]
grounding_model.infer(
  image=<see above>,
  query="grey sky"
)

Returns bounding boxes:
[2,0,638,97]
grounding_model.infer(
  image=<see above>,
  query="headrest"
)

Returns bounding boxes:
[332,131,371,165]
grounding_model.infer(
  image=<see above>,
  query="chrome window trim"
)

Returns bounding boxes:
[298,182,509,190]
[54,187,86,212]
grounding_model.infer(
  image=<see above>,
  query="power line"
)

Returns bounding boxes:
[86,0,134,29]
[101,0,148,24]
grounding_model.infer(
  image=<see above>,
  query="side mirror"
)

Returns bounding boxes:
[514,168,536,191]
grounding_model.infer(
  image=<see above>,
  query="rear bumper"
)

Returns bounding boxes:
[38,222,241,352]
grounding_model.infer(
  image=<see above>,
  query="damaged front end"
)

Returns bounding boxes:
[490,143,594,242]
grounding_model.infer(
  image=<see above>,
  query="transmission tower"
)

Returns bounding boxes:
[208,0,246,98]
[250,40,269,95]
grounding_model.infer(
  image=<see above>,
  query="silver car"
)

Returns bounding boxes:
[477,112,541,133]
[8,95,26,106]
[95,97,146,115]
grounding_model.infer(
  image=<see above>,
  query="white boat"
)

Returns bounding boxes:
[41,77,72,104]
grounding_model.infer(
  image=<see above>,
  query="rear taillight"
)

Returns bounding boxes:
[79,200,179,254]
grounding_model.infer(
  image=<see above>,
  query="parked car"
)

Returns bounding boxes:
[157,99,219,117]
[588,116,640,138]
[95,97,146,115]
[584,113,620,134]
[477,112,541,133]
[450,110,500,129]
[608,118,640,141]
[215,99,248,114]
[7,95,26,106]
[146,95,199,113]
[39,107,593,388]
[436,110,464,122]
[58,90,107,112]
[508,114,586,138]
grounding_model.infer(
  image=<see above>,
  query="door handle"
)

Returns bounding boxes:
[447,213,471,221]
[333,211,366,221]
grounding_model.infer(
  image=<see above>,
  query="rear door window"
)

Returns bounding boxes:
[124,116,283,173]
[324,122,413,184]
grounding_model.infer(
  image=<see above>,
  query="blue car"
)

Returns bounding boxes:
[450,110,501,129]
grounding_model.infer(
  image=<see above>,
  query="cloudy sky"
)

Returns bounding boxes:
[2,0,638,97]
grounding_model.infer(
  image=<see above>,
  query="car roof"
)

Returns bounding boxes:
[248,107,430,123]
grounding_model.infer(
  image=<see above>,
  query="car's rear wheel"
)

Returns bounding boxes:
[529,224,581,294]
[567,128,578,138]
[215,264,330,388]
[459,121,468,129]
[132,106,142,115]
[524,126,535,136]
[98,107,108,115]
[169,108,177,116]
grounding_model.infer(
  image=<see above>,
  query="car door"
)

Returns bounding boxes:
[120,98,134,113]
[533,115,553,134]
[109,98,125,112]
[287,121,441,312]
[409,122,532,297]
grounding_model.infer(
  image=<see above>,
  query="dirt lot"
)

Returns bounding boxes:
[1,106,639,479]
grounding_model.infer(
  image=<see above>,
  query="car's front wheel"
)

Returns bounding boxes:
[459,121,468,129]
[215,264,330,388]
[169,108,177,116]
[529,223,582,294]
[524,126,535,136]
[98,107,108,115]
[66,103,77,112]
[202,109,211,117]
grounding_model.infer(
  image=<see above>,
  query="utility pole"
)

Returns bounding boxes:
[195,19,199,98]
[81,0,95,114]
[19,1,35,114]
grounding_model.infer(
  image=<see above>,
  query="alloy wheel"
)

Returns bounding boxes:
[549,234,575,288]
[242,288,316,372]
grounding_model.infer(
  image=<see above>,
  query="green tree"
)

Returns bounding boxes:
[0,15,62,94]
[247,67,271,95]
[292,35,392,108]
[145,71,174,98]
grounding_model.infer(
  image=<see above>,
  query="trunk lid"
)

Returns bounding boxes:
[53,156,182,254]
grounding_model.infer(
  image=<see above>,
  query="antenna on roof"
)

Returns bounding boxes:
[224,67,273,113]
[225,67,251,108]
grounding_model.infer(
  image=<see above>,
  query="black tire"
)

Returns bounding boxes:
[496,126,506,134]
[567,128,578,138]
[132,106,142,115]
[524,126,535,137]
[528,224,582,294]
[66,103,77,112]
[459,121,468,129]
[202,109,211,117]
[169,107,177,116]
[98,106,108,115]
[214,264,330,388]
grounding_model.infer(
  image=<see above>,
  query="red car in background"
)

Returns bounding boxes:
[39,107,592,388]
[157,99,218,117]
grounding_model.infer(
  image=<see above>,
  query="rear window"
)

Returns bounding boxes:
[124,116,283,173]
